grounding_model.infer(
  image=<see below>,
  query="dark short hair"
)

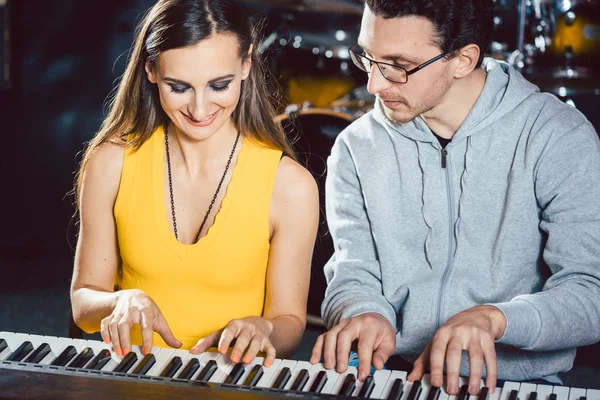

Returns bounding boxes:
[363,0,494,67]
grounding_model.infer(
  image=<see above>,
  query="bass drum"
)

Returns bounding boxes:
[275,109,353,318]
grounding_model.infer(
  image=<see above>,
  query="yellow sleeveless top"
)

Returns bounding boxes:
[114,126,282,349]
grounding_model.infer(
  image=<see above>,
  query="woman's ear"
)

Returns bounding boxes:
[241,44,253,81]
[145,60,158,84]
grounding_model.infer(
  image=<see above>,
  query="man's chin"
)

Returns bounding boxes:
[383,106,416,125]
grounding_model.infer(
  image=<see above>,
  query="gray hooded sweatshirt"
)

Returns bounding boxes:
[321,58,600,381]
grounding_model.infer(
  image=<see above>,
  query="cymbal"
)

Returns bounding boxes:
[244,0,363,15]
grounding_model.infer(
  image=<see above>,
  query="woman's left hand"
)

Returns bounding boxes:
[190,316,276,367]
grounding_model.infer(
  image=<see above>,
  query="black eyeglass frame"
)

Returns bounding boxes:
[349,44,449,84]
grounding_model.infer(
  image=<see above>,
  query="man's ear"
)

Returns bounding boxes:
[145,60,158,84]
[452,44,481,79]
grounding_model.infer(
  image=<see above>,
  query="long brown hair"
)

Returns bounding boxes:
[74,0,295,206]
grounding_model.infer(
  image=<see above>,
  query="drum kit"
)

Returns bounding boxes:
[244,0,599,317]
[245,0,599,130]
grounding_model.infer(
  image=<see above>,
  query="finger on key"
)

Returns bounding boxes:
[356,331,376,381]
[117,315,132,356]
[140,309,154,354]
[482,342,498,394]
[109,316,122,356]
[444,340,463,395]
[407,342,429,382]
[100,317,111,344]
[218,326,237,354]
[264,341,276,368]
[242,336,262,364]
[230,330,252,363]
[335,327,356,374]
[322,330,340,370]
[310,334,324,364]
[467,344,484,395]
[429,340,449,389]
[372,335,394,370]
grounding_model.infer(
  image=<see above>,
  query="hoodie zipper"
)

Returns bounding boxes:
[435,147,456,329]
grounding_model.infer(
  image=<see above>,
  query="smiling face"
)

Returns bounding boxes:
[145,33,251,141]
[359,6,455,124]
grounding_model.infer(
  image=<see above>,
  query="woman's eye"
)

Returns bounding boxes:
[168,85,189,94]
[211,81,232,92]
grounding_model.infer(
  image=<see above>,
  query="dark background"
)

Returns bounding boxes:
[1,0,599,387]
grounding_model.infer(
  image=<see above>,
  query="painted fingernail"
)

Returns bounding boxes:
[104,337,110,344]
[115,347,122,356]
[123,348,129,356]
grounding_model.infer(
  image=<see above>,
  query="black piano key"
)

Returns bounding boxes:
[6,341,34,362]
[508,389,520,400]
[50,345,78,367]
[386,378,404,400]
[132,353,156,375]
[549,394,557,400]
[160,356,183,378]
[458,385,470,400]
[24,343,52,364]
[309,370,328,393]
[0,339,7,354]
[271,367,291,389]
[579,397,586,400]
[178,358,201,380]
[358,374,375,398]
[338,374,357,397]
[478,387,490,400]
[427,386,442,400]
[290,369,309,391]
[406,380,423,400]
[113,351,138,373]
[87,349,112,370]
[243,364,264,387]
[225,363,246,385]
[194,359,217,382]
[67,347,94,368]
[528,391,537,400]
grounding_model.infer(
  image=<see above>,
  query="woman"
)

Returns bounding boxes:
[70,0,319,369]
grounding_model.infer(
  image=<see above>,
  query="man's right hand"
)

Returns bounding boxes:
[309,312,396,381]
[100,289,182,356]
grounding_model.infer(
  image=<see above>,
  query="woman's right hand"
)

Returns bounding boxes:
[100,289,182,356]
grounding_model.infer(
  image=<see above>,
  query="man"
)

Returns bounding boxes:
[310,0,600,394]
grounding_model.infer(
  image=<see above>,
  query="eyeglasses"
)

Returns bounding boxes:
[349,44,449,84]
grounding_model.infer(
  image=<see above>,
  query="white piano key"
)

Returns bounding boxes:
[365,369,392,399]
[303,362,339,393]
[447,377,469,400]
[417,374,434,400]
[500,382,522,400]
[0,332,18,360]
[207,352,235,383]
[519,383,538,400]
[380,370,409,400]
[144,347,175,377]
[587,389,600,400]
[553,386,570,400]
[284,360,313,390]
[259,359,296,388]
[489,387,504,400]
[248,358,281,387]
[329,366,357,396]
[535,385,555,400]
[234,357,279,386]
[569,388,588,400]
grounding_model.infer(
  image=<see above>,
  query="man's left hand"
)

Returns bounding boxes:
[407,305,506,395]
